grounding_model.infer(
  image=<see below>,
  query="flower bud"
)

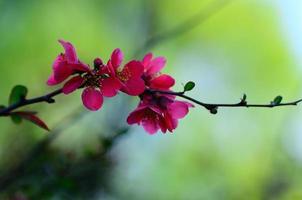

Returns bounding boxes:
[94,58,103,70]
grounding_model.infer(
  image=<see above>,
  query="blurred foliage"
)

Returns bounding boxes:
[0,0,302,199]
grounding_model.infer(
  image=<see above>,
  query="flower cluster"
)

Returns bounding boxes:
[47,40,193,134]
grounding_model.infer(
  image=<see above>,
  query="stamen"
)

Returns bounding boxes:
[117,68,131,82]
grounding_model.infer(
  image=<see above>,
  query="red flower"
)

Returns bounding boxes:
[126,53,194,134]
[46,41,194,133]
[47,40,90,85]
[107,49,145,95]
[141,53,175,90]
[47,40,122,111]
[127,93,193,134]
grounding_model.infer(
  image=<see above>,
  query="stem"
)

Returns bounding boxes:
[2,87,301,117]
[0,88,63,116]
[149,89,302,114]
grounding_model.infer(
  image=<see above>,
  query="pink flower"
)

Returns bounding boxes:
[127,93,193,134]
[47,40,90,85]
[46,40,195,132]
[141,53,175,90]
[62,60,123,111]
[47,40,122,111]
[126,53,194,134]
[107,49,145,96]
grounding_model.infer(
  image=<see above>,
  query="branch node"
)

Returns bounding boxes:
[46,98,56,104]
[239,93,247,106]
[208,106,218,114]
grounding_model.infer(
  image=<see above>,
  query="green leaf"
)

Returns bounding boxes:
[11,114,23,124]
[9,85,28,105]
[272,95,283,106]
[0,105,6,110]
[184,81,195,92]
[242,94,247,101]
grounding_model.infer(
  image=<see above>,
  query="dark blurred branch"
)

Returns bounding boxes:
[0,88,62,116]
[0,106,86,191]
[133,0,232,57]
[151,89,302,114]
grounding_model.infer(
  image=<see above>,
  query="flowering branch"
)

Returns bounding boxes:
[2,85,301,121]
[1,40,302,134]
[0,2,237,195]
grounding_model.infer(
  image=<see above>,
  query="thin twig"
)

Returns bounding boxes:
[0,88,62,116]
[150,89,302,114]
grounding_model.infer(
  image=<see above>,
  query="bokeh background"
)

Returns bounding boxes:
[0,0,302,199]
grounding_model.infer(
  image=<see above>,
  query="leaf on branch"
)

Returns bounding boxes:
[184,81,195,92]
[242,94,247,101]
[0,105,6,110]
[11,113,22,124]
[240,93,247,105]
[9,85,28,105]
[272,96,283,106]
[10,111,49,131]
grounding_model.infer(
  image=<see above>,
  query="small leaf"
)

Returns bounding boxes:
[12,111,49,131]
[9,85,28,105]
[0,105,6,110]
[11,114,23,124]
[240,93,247,105]
[184,81,195,92]
[242,94,247,101]
[272,95,283,106]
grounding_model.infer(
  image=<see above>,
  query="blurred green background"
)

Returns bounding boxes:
[0,0,302,199]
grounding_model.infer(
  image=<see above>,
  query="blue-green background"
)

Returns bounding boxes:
[0,0,302,199]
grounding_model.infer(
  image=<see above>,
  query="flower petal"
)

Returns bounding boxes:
[150,74,175,89]
[53,61,73,84]
[142,118,159,135]
[58,39,78,63]
[168,101,191,119]
[47,74,58,86]
[122,78,145,96]
[123,60,144,79]
[100,77,122,97]
[69,62,90,72]
[147,56,166,75]
[158,117,168,133]
[52,54,65,70]
[111,48,123,68]
[148,104,162,115]
[62,76,84,94]
[106,60,116,76]
[163,111,178,132]
[126,106,147,124]
[142,53,153,68]
[81,87,103,111]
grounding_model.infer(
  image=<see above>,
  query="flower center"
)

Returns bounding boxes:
[117,68,131,82]
[144,109,160,121]
[83,72,104,88]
